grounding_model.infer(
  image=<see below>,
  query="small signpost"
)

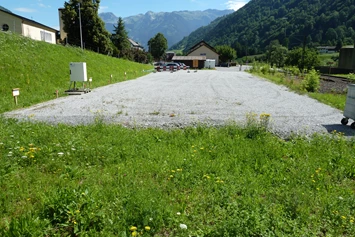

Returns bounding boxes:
[327,61,334,75]
[12,88,20,105]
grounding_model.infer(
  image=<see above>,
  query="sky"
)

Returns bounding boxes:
[1,0,249,30]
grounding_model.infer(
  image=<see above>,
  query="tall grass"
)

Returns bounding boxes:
[0,32,152,113]
[1,117,355,236]
[248,62,347,110]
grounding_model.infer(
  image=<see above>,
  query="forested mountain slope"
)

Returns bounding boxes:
[171,0,355,57]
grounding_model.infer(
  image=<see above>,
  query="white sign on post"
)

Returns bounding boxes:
[12,88,20,97]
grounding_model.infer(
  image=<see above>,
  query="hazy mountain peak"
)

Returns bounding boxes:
[99,9,233,49]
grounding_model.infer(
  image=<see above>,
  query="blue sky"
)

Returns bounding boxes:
[1,0,249,30]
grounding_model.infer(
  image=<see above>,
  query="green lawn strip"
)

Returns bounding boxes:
[0,32,153,114]
[1,117,355,236]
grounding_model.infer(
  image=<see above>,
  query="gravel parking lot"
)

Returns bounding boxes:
[4,67,355,138]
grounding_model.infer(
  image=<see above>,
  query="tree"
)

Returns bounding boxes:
[111,17,130,57]
[266,40,286,67]
[148,33,168,61]
[215,45,237,63]
[61,0,112,54]
[286,47,320,70]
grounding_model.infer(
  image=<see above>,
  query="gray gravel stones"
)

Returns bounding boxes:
[4,67,355,138]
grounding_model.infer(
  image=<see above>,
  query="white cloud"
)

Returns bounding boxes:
[224,0,248,11]
[38,3,51,8]
[99,6,108,13]
[14,8,37,13]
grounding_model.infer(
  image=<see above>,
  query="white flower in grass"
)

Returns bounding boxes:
[22,156,27,159]
[179,224,187,229]
[58,152,64,156]
[176,212,181,215]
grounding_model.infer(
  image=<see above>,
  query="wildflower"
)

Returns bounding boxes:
[170,175,174,178]
[342,216,346,219]
[179,224,187,229]
[176,212,181,215]
[145,226,151,231]
[131,231,138,236]
[58,152,64,156]
[351,220,354,223]
[19,147,25,152]
[21,155,27,159]
[200,147,204,150]
[171,170,176,173]
[130,226,137,231]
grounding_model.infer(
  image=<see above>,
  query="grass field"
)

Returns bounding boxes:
[1,33,355,236]
[0,32,152,114]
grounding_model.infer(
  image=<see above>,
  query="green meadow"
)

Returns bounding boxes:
[1,32,355,236]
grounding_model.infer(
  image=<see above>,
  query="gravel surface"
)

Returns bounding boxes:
[4,67,355,138]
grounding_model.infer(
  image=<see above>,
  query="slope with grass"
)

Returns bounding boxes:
[0,32,152,114]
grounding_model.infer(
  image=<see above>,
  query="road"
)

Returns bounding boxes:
[4,67,354,138]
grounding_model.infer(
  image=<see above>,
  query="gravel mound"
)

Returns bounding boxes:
[3,67,355,138]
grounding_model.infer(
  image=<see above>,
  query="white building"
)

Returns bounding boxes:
[0,8,57,44]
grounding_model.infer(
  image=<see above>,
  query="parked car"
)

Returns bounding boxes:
[154,62,166,69]
[166,62,180,70]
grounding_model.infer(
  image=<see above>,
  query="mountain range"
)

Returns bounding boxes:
[99,9,233,49]
[171,0,355,57]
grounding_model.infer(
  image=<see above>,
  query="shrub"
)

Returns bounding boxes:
[301,69,320,92]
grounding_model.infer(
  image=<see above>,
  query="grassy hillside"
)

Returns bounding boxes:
[0,32,152,113]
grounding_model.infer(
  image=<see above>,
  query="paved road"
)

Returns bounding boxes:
[4,67,354,138]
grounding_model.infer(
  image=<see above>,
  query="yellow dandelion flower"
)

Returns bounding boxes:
[19,147,25,152]
[132,231,138,236]
[74,221,77,224]
[350,220,354,223]
[145,226,151,231]
[30,155,34,158]
[129,226,137,231]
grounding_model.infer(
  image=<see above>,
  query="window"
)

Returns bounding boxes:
[40,31,52,43]
[200,53,206,56]
[2,24,9,31]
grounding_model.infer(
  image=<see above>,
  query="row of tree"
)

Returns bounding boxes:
[60,0,168,63]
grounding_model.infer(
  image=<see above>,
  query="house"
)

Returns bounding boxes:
[187,40,219,66]
[172,55,206,69]
[316,46,337,54]
[128,38,144,51]
[0,8,57,44]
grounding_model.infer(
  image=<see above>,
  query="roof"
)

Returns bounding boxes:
[316,46,336,50]
[128,38,143,48]
[172,56,206,61]
[187,40,219,55]
[0,8,58,32]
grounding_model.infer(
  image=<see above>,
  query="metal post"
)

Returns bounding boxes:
[78,1,83,50]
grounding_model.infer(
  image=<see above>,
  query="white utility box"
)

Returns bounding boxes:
[204,59,216,69]
[341,84,355,128]
[70,62,87,82]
